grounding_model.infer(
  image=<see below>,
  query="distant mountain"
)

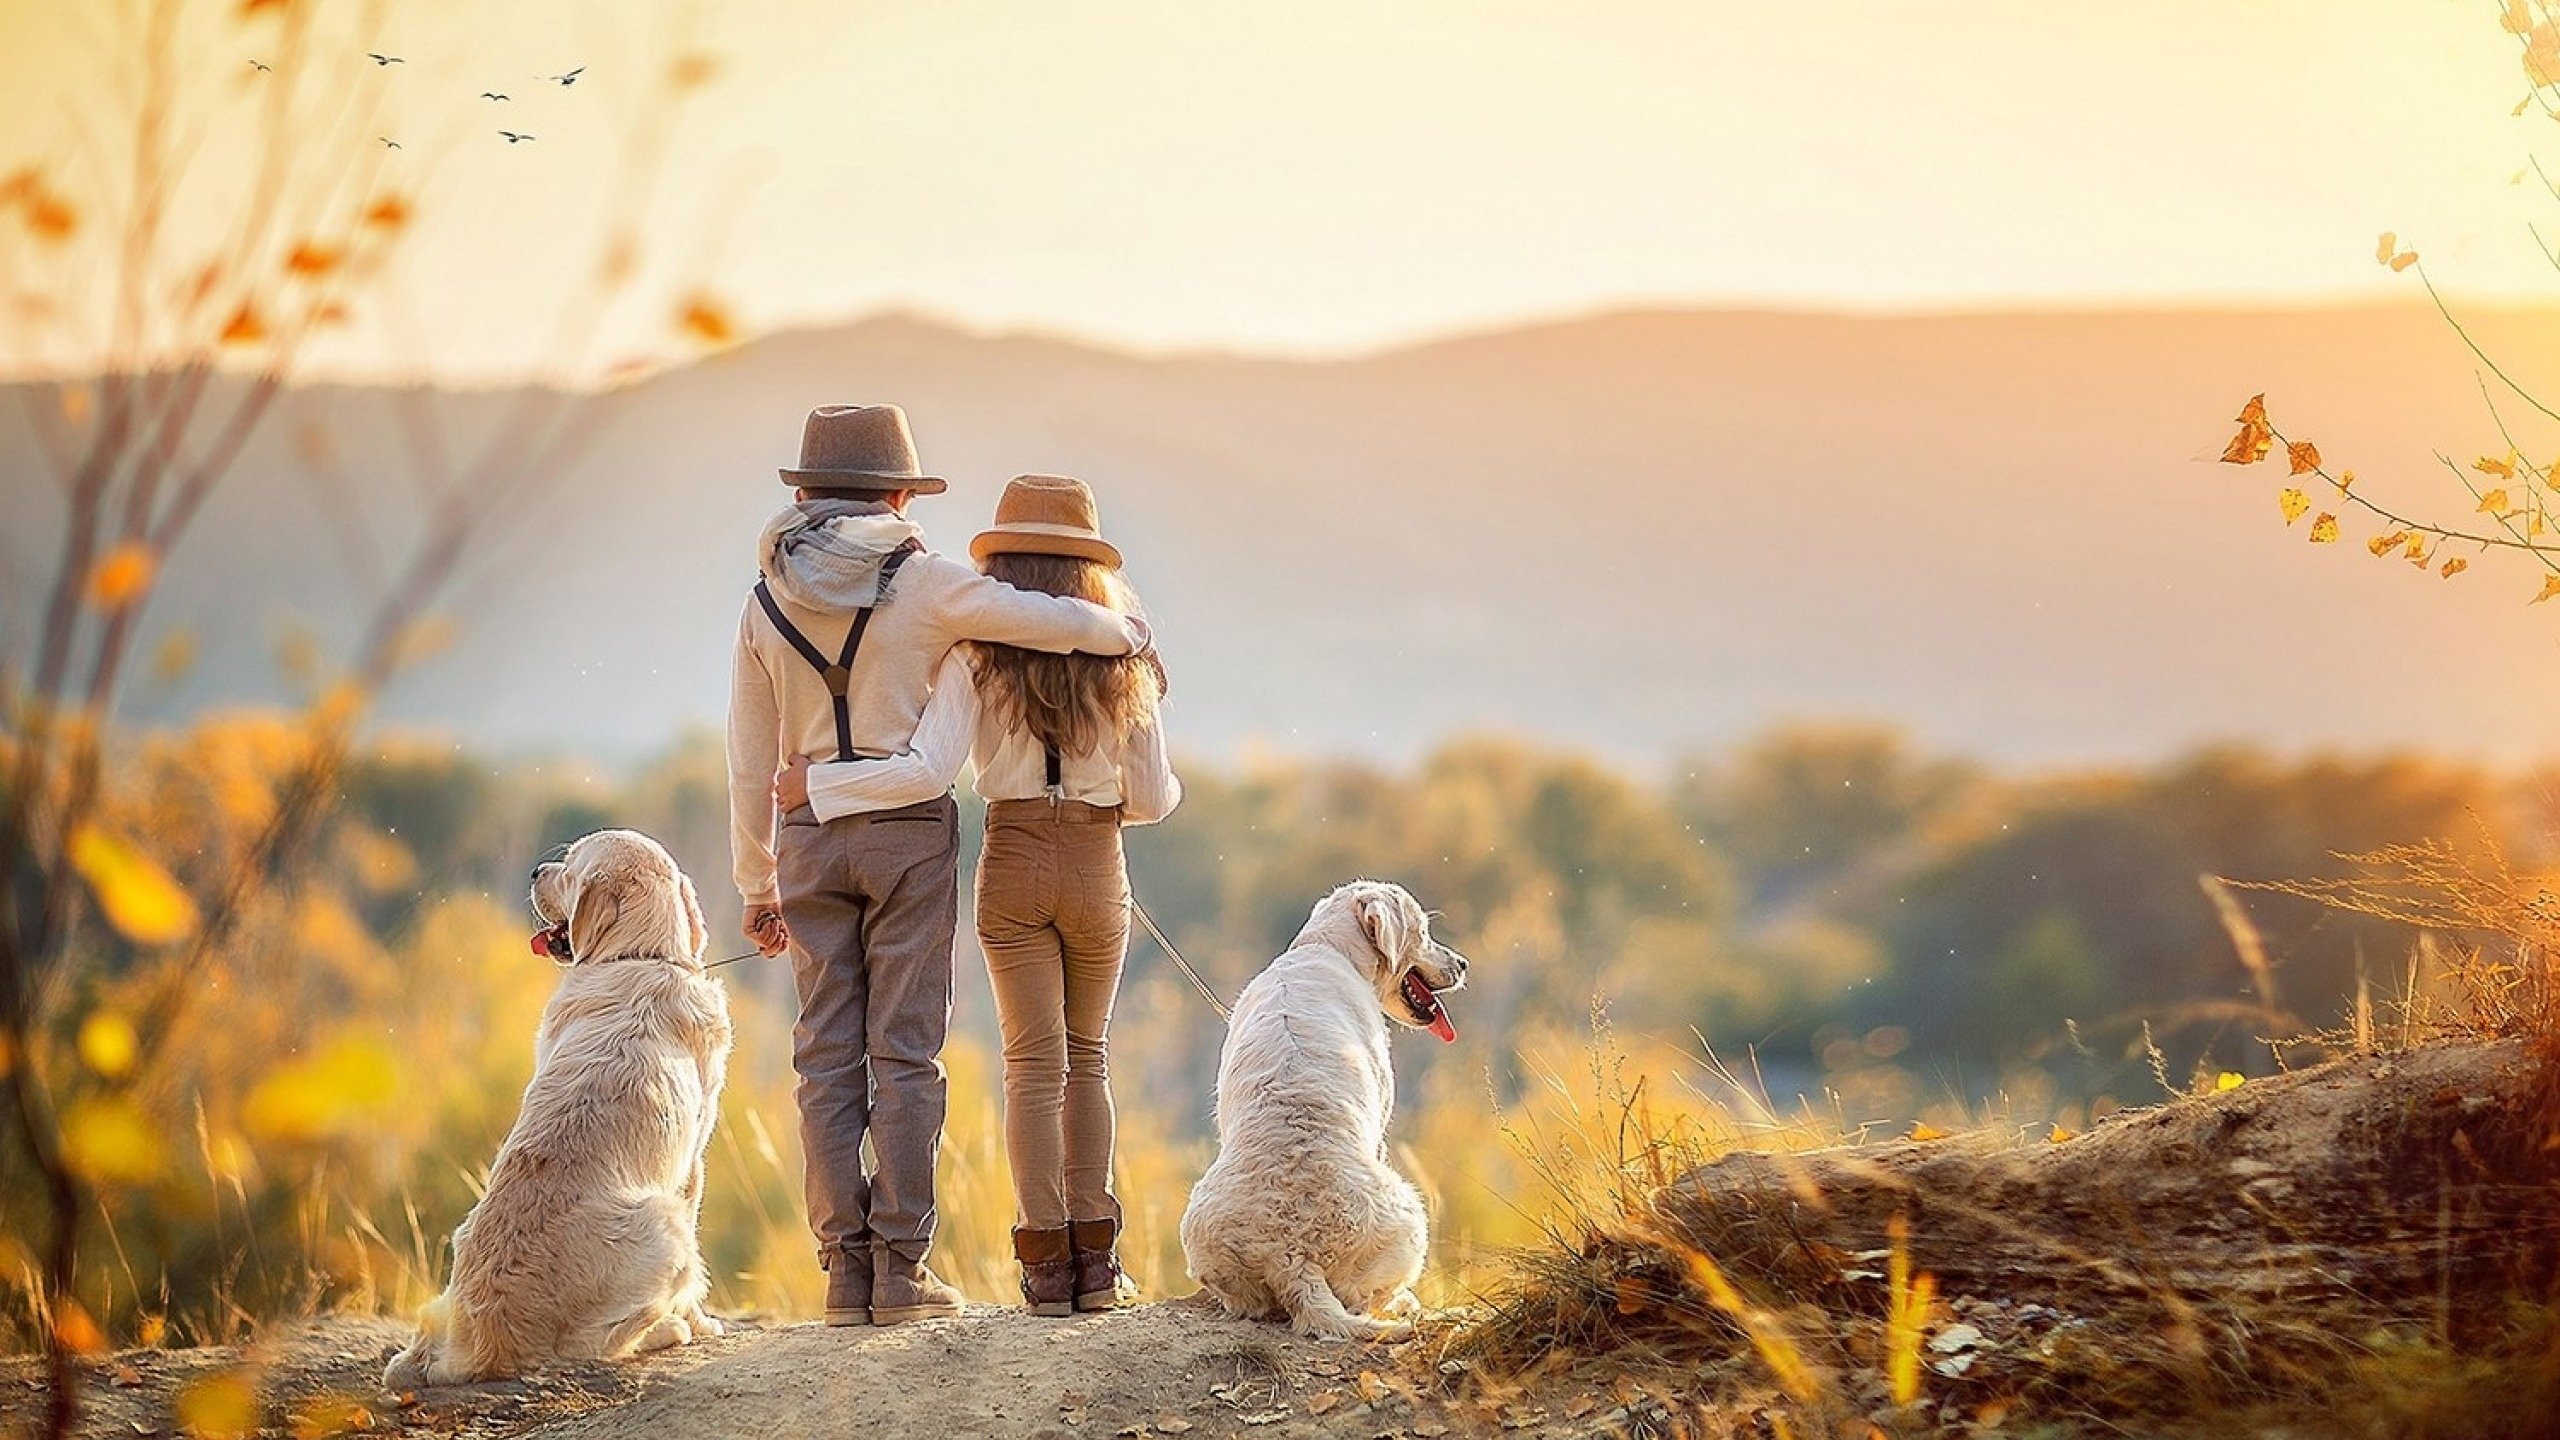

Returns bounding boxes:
[9,303,2560,767]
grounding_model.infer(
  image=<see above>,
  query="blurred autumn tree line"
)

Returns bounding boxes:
[323,719,2531,1083]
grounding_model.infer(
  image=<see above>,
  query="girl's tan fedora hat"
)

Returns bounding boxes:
[969,475,1123,569]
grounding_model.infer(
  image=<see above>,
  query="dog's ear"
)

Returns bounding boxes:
[1357,886,1411,971]
[679,873,708,961]
[566,870,633,962]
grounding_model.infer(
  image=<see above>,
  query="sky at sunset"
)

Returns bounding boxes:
[0,0,2552,374]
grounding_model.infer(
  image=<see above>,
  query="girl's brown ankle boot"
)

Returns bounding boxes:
[1013,1226,1076,1317]
[1069,1217,1130,1312]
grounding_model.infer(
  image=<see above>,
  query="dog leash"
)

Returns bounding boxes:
[1129,892,1231,1022]
[712,903,1219,1017]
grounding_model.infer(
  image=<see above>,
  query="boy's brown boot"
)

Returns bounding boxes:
[823,1248,871,1327]
[1012,1226,1077,1317]
[871,1250,966,1326]
[1069,1217,1132,1312]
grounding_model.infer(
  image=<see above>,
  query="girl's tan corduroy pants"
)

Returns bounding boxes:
[975,799,1130,1229]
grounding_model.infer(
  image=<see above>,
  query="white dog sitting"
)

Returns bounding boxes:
[1179,880,1467,1341]
[386,829,733,1387]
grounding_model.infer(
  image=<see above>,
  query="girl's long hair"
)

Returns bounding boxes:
[972,552,1163,756]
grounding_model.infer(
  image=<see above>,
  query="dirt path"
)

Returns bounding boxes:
[7,1299,1623,1439]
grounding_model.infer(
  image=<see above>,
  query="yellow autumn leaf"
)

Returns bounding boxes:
[2369,531,2409,556]
[61,1094,167,1184]
[68,825,199,945]
[218,302,267,346]
[283,242,342,277]
[2376,231,2398,263]
[2529,21,2560,87]
[677,294,736,346]
[77,1012,138,1078]
[2406,534,2431,564]
[2481,488,2511,515]
[88,542,156,609]
[2506,0,2535,35]
[2535,511,2550,538]
[362,194,412,229]
[2389,250,2419,272]
[2278,488,2310,524]
[2479,453,2519,479]
[2220,395,2273,466]
[2285,440,2320,475]
[2308,513,2340,544]
[1613,1275,1649,1315]
[25,191,76,242]
[1908,1122,1949,1142]
[52,1300,107,1356]
[2442,557,2470,578]
[2215,1071,2245,1092]
[177,1370,261,1440]
[2049,1123,2077,1143]
[244,1037,400,1142]
[289,1395,373,1440]
[2338,468,2355,493]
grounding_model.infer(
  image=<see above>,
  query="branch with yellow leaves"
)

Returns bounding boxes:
[2221,390,2560,604]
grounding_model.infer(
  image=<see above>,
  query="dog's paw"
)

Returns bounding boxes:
[382,1350,426,1391]
[1382,1289,1423,1320]
[632,1314,691,1353]
[684,1308,726,1340]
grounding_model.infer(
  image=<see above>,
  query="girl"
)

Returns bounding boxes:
[777,474,1178,1315]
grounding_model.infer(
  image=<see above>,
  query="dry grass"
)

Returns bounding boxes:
[2233,838,2560,1056]
[1445,848,2560,1437]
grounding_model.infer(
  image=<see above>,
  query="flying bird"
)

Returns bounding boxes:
[498,131,535,144]
[248,60,271,73]
[367,53,403,66]
[480,91,510,100]
[542,66,583,85]
[379,137,401,149]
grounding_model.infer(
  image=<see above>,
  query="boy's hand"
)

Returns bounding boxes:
[774,754,813,812]
[742,903,789,957]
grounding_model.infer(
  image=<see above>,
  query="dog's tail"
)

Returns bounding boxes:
[1275,1259,1413,1343]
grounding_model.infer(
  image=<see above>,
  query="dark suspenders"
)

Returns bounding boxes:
[753,541,921,763]
[1044,742,1062,799]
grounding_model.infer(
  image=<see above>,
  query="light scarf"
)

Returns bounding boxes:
[756,499,925,614]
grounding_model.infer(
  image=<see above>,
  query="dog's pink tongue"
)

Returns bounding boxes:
[529,929,553,958]
[1427,1008,1456,1044]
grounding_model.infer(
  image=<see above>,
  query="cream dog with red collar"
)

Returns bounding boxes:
[1180,880,1467,1341]
[386,829,731,1386]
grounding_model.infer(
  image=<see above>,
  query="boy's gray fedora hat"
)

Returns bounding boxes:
[778,404,947,493]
